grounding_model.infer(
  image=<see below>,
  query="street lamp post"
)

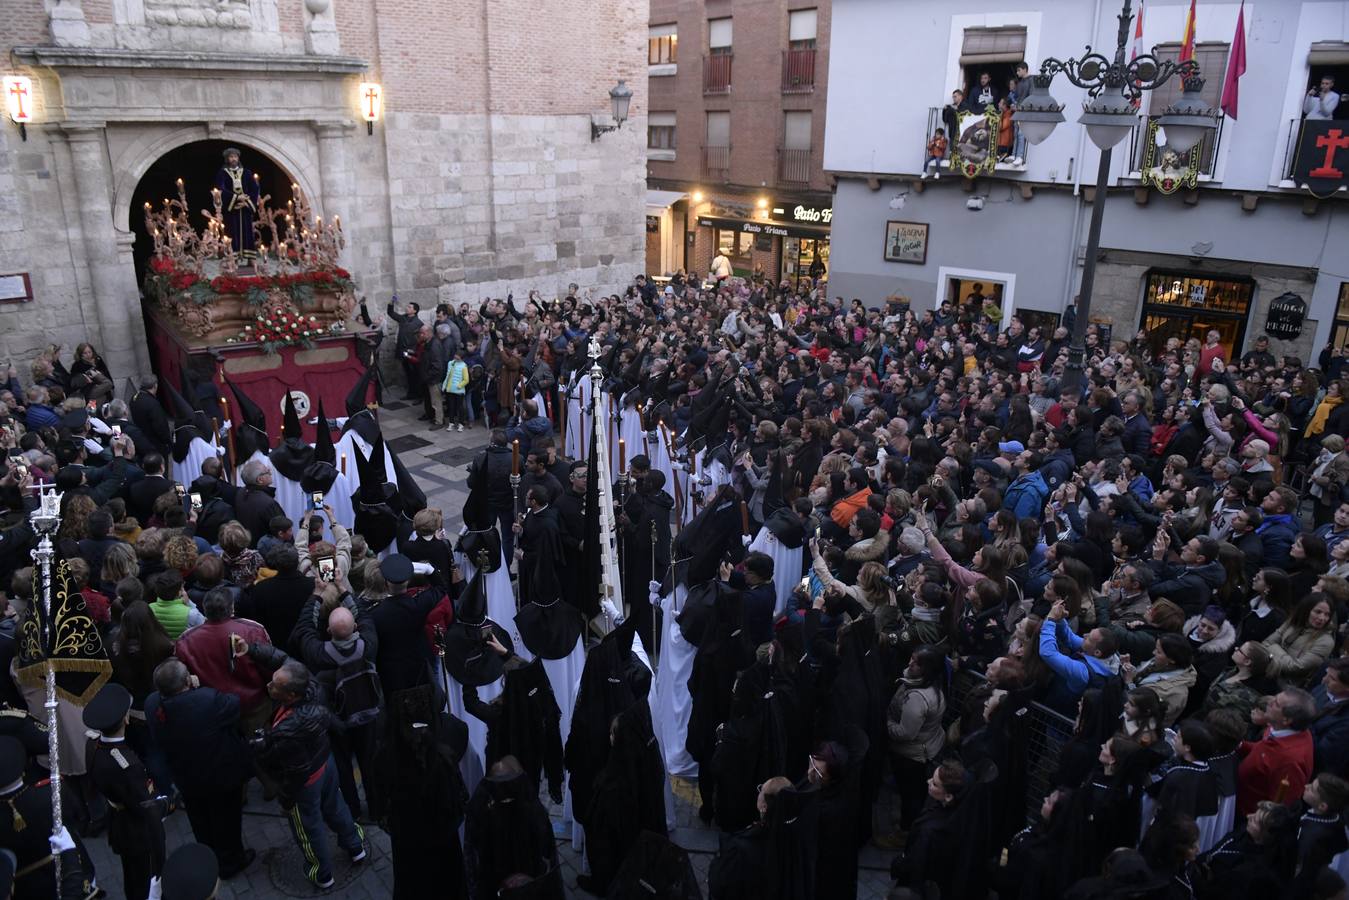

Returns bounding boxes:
[1014,0,1219,390]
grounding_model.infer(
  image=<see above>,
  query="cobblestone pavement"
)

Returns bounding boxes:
[80,399,894,898]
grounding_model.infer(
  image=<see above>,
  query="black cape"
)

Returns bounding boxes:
[463,768,563,900]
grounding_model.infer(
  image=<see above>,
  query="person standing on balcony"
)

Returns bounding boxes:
[1304,75,1341,120]
[963,71,1000,112]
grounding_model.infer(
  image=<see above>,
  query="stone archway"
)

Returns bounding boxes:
[125,138,301,289]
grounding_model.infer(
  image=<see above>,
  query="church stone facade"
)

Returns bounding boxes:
[3,0,647,377]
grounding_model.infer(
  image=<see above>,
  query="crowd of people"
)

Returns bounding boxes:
[2,273,1349,900]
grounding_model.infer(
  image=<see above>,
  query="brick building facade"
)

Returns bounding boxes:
[644,0,833,290]
[1,0,646,377]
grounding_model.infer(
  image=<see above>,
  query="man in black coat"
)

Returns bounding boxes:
[387,300,424,400]
[468,429,517,562]
[368,554,444,695]
[127,452,173,524]
[554,461,589,614]
[1120,391,1152,456]
[144,658,255,878]
[190,474,236,547]
[416,322,447,428]
[234,458,286,548]
[620,470,674,655]
[238,545,314,653]
[514,485,562,604]
[520,449,563,504]
[199,455,239,506]
[130,375,173,457]
[101,398,154,465]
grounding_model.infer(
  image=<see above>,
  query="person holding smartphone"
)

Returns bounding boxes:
[294,505,352,594]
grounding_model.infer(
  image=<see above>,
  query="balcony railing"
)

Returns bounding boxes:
[782,48,816,93]
[1128,114,1226,178]
[921,106,1030,175]
[704,53,733,94]
[778,147,812,184]
[703,145,731,180]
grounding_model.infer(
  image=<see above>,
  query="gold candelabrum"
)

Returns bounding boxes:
[142,177,345,276]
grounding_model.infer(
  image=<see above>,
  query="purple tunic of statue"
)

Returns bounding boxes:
[214,157,261,257]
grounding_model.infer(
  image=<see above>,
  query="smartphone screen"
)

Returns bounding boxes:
[310,491,325,511]
[317,556,336,583]
[111,424,121,437]
[174,483,186,499]
[189,492,202,512]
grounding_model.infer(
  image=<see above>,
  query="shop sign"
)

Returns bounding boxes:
[1291,120,1349,200]
[697,216,826,240]
[771,204,833,225]
[1265,292,1307,340]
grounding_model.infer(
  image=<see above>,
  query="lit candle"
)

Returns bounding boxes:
[176,178,184,188]
[618,437,626,473]
[511,439,520,475]
[144,201,151,211]
[340,453,347,475]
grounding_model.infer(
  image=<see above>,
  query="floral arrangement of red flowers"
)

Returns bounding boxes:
[143,255,354,309]
[227,308,346,353]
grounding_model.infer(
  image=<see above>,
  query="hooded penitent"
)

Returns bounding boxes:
[463,762,563,900]
[514,555,583,660]
[269,390,314,482]
[225,378,271,461]
[301,398,338,497]
[456,480,502,574]
[353,438,398,553]
[163,380,206,464]
[442,566,515,687]
[564,615,650,833]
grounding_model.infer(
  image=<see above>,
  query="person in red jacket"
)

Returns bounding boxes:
[1197,329,1226,378]
[1236,687,1316,817]
[175,586,274,733]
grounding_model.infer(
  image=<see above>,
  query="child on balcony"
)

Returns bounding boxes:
[922,127,948,180]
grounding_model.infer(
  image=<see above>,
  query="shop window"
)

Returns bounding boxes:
[1139,270,1254,363]
[782,236,829,289]
[716,228,752,275]
[1330,283,1349,353]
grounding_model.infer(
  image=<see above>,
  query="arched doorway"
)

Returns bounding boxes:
[128,140,297,290]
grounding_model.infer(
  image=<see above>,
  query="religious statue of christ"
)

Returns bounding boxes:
[215,147,261,259]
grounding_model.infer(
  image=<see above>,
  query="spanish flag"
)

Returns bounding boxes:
[1179,0,1197,62]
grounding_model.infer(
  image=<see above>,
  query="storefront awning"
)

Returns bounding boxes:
[697,215,829,240]
[646,189,688,212]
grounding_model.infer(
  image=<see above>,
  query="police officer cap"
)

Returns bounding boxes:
[81,683,132,734]
[161,843,220,900]
[379,553,413,585]
[0,736,25,786]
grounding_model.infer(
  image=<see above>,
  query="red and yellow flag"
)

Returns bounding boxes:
[1178,0,1197,61]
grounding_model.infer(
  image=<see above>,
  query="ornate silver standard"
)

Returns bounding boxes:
[30,486,63,877]
[589,339,624,628]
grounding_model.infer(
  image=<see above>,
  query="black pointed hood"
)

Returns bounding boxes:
[391,450,427,515]
[352,440,398,553]
[514,556,583,659]
[301,398,339,494]
[345,364,378,419]
[441,566,514,686]
[226,379,270,459]
[762,506,806,550]
[164,381,205,463]
[455,480,502,573]
[269,391,314,482]
[312,399,336,465]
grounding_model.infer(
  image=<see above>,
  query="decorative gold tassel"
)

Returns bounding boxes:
[8,797,25,832]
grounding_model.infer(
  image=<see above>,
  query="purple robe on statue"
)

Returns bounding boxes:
[214,164,261,257]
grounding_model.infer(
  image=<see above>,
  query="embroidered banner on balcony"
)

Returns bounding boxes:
[949,107,1000,179]
[1139,119,1201,195]
[1291,120,1349,200]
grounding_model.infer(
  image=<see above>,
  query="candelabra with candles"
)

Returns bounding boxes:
[29,486,65,877]
[142,179,345,278]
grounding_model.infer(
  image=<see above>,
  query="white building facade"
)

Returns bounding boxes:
[824,0,1349,364]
